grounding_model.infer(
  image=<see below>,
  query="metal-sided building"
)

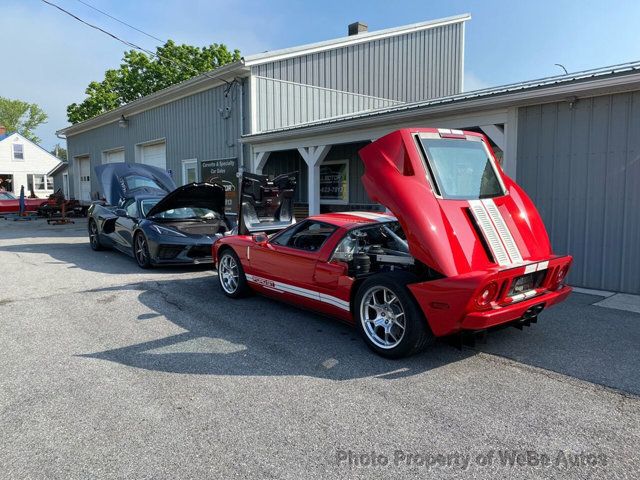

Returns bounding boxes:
[58,14,468,207]
[58,14,640,294]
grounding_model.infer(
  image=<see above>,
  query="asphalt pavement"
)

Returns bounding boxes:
[0,219,638,479]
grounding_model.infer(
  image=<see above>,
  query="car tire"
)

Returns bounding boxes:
[355,272,434,358]
[218,249,249,298]
[134,231,152,269]
[88,219,103,251]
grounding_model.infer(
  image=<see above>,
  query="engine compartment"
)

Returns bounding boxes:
[332,222,441,280]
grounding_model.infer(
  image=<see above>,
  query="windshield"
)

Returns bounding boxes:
[140,199,218,220]
[123,175,165,191]
[0,192,16,200]
[418,137,504,200]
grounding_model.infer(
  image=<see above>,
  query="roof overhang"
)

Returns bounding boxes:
[57,61,250,138]
[240,63,640,149]
[244,14,471,66]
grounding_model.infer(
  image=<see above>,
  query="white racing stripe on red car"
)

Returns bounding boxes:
[468,199,524,266]
[336,211,397,221]
[245,274,351,311]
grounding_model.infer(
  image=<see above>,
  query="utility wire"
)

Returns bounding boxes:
[74,0,165,44]
[41,0,229,85]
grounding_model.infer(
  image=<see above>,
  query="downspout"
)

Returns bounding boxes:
[238,78,245,176]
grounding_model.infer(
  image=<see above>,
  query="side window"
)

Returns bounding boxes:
[124,200,138,218]
[273,221,337,251]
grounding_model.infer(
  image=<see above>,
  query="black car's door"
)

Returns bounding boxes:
[114,199,138,251]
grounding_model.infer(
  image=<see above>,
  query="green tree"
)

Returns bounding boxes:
[67,40,241,124]
[51,143,67,161]
[0,97,48,143]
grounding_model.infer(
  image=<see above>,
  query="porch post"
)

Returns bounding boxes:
[298,145,331,215]
[253,151,270,174]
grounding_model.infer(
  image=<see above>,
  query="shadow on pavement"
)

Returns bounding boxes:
[473,292,640,395]
[79,276,473,380]
[80,277,640,390]
[0,242,212,275]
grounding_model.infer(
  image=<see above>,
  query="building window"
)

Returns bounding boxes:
[27,174,52,191]
[13,144,24,160]
[319,160,349,204]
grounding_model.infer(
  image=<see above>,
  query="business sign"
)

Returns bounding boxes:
[201,158,238,213]
[320,160,349,204]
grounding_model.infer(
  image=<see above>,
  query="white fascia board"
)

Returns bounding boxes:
[244,14,471,66]
[58,62,249,138]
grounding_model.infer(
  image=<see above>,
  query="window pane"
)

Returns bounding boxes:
[46,176,54,189]
[418,138,504,200]
[286,221,337,251]
[13,144,24,160]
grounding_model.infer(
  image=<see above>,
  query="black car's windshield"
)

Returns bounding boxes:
[140,199,218,220]
[418,137,504,200]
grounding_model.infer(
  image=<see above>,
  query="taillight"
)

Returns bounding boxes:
[556,265,569,286]
[475,282,498,309]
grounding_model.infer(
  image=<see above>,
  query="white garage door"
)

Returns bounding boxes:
[104,149,125,164]
[140,142,166,170]
[77,156,91,202]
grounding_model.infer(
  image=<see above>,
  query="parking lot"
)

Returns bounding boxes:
[0,220,638,479]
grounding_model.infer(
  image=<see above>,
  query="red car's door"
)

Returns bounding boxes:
[247,220,338,310]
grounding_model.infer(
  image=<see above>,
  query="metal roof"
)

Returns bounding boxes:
[242,60,640,141]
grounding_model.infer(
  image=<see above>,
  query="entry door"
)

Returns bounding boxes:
[62,173,69,198]
[141,142,166,170]
[182,159,198,185]
[76,156,91,202]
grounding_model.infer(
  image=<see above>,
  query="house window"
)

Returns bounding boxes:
[13,144,24,160]
[27,174,50,191]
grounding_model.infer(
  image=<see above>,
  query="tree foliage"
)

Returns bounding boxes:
[0,97,48,143]
[51,143,68,161]
[67,41,241,124]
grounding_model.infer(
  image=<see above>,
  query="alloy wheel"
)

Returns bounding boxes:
[360,286,406,349]
[219,254,239,294]
[135,234,148,265]
[89,221,98,248]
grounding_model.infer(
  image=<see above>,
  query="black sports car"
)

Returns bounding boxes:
[88,163,230,268]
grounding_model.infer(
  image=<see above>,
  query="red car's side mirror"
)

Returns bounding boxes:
[251,233,268,245]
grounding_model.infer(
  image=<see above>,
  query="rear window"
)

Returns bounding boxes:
[123,175,163,191]
[418,137,504,200]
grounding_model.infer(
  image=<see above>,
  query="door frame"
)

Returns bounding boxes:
[181,159,198,185]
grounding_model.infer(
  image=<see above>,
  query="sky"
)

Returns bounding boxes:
[2,0,640,150]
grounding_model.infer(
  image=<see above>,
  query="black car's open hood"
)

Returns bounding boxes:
[145,182,226,218]
[95,163,176,205]
[238,171,298,234]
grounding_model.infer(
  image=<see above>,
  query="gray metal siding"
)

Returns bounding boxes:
[251,23,463,102]
[253,77,403,132]
[66,84,240,198]
[516,92,640,294]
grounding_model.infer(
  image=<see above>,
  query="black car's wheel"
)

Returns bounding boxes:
[218,249,249,298]
[88,219,103,251]
[355,272,434,358]
[134,232,152,269]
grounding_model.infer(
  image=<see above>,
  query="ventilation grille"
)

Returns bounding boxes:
[468,200,511,266]
[482,200,523,264]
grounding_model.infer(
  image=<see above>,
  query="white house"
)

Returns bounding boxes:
[0,127,61,198]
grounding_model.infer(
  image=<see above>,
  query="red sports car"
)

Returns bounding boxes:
[0,191,46,214]
[213,128,572,358]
